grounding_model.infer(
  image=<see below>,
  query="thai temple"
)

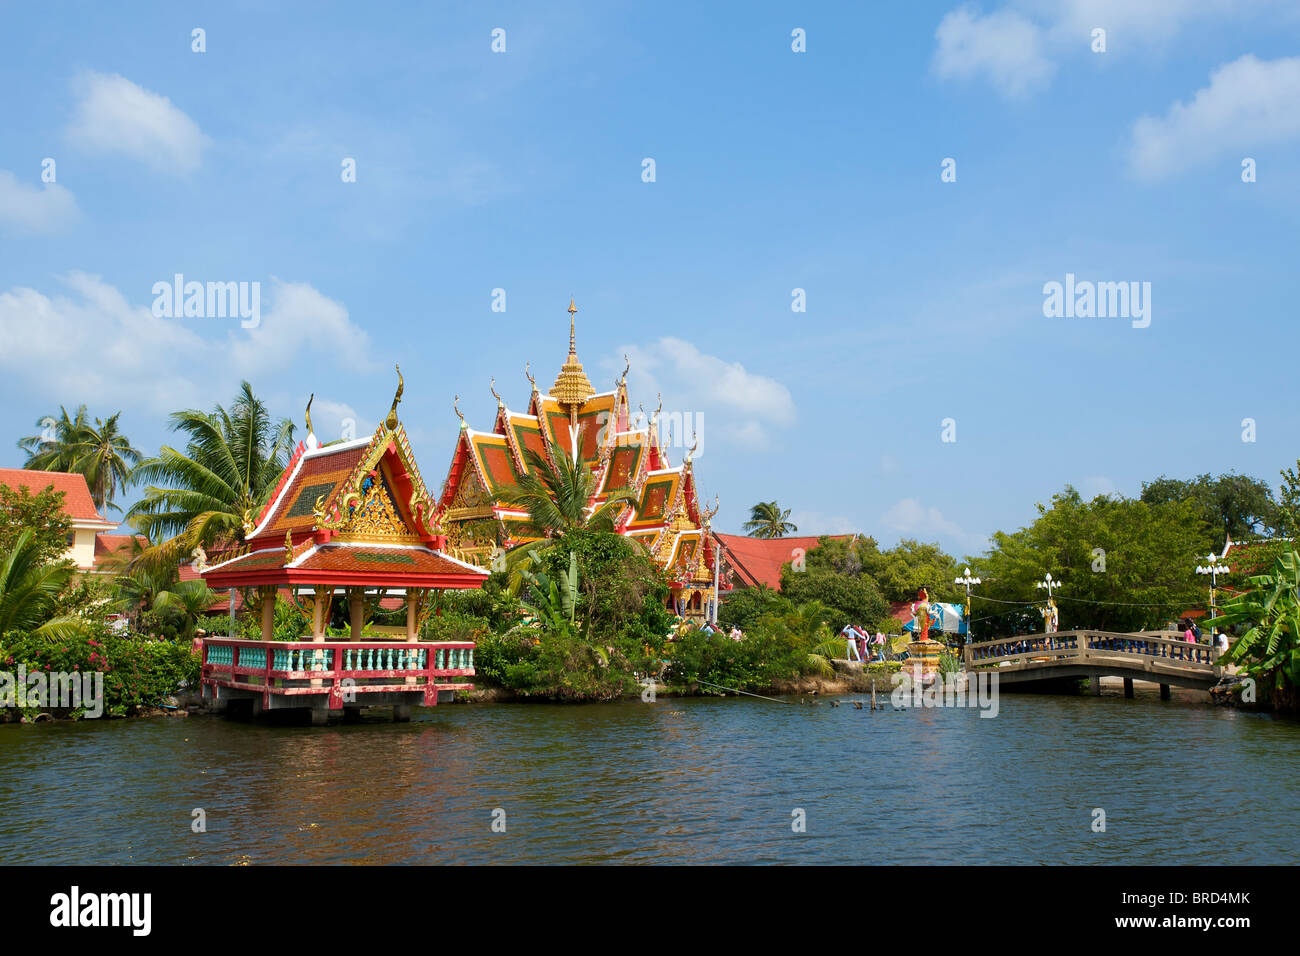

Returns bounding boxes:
[434,300,721,622]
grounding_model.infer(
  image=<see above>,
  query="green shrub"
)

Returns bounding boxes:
[1,624,200,718]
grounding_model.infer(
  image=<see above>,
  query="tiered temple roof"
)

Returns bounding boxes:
[434,301,719,618]
[203,375,488,593]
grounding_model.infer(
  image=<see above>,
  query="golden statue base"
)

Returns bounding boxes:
[903,639,944,682]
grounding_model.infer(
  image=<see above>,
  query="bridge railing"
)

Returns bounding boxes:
[964,630,1217,671]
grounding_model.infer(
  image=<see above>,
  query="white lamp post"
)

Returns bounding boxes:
[1195,552,1231,621]
[1036,573,1061,633]
[954,567,980,644]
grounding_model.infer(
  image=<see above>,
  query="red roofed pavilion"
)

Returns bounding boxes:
[198,371,488,723]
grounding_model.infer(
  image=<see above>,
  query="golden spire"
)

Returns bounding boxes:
[385,364,404,430]
[490,377,503,408]
[453,394,466,430]
[551,297,595,406]
[525,362,536,392]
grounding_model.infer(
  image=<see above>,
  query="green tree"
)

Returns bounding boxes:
[973,486,1207,635]
[856,537,961,604]
[0,529,85,639]
[0,485,74,563]
[779,565,887,631]
[742,501,797,539]
[18,406,140,514]
[127,383,295,563]
[1141,473,1280,551]
[717,583,789,633]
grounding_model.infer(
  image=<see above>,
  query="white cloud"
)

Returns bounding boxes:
[882,498,968,539]
[0,170,79,234]
[1078,475,1118,498]
[1127,54,1300,179]
[932,6,1055,99]
[310,398,372,444]
[616,338,796,451]
[934,1,1290,99]
[66,72,207,173]
[880,497,990,553]
[228,279,374,378]
[788,510,860,536]
[0,273,371,413]
[1046,0,1252,41]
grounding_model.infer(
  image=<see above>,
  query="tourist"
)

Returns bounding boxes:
[856,630,868,662]
[844,628,861,661]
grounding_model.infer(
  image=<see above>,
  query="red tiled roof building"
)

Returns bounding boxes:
[201,377,488,642]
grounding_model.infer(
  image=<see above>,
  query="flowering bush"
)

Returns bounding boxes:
[1,624,200,718]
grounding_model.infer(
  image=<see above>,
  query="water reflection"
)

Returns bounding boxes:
[1,692,1297,864]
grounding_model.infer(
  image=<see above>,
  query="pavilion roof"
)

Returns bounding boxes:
[204,374,485,591]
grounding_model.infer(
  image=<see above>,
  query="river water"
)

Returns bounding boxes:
[2,689,1296,865]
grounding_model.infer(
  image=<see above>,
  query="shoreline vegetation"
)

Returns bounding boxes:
[3,385,1299,721]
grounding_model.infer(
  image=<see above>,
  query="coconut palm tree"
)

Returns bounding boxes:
[743,501,797,539]
[496,446,637,591]
[0,529,85,639]
[17,406,141,514]
[126,383,295,565]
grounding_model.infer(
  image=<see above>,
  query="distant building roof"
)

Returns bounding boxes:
[714,533,854,591]
[94,533,147,561]
[0,468,113,525]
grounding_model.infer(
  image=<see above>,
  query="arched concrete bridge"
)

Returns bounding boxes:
[963,630,1221,698]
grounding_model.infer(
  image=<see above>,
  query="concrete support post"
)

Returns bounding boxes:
[1159,683,1171,701]
[349,588,364,640]
[1090,676,1101,696]
[1122,677,1135,698]
[260,588,275,641]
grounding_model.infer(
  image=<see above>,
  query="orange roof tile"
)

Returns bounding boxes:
[0,468,109,523]
[714,533,854,591]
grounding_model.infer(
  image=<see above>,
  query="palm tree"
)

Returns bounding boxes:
[126,383,295,565]
[743,501,797,539]
[0,529,85,639]
[18,406,141,514]
[496,447,637,589]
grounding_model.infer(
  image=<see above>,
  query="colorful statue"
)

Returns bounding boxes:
[1040,597,1059,634]
[911,588,939,641]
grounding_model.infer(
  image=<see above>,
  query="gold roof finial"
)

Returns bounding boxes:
[453,394,466,430]
[385,364,404,430]
[552,297,595,406]
[490,377,503,408]
[305,393,315,435]
[685,433,699,463]
[525,362,536,392]
[619,353,629,387]
[702,494,720,526]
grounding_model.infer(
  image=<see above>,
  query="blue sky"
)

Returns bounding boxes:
[3,1,1300,558]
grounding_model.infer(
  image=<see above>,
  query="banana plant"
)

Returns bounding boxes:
[518,550,580,634]
[1207,547,1300,703]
